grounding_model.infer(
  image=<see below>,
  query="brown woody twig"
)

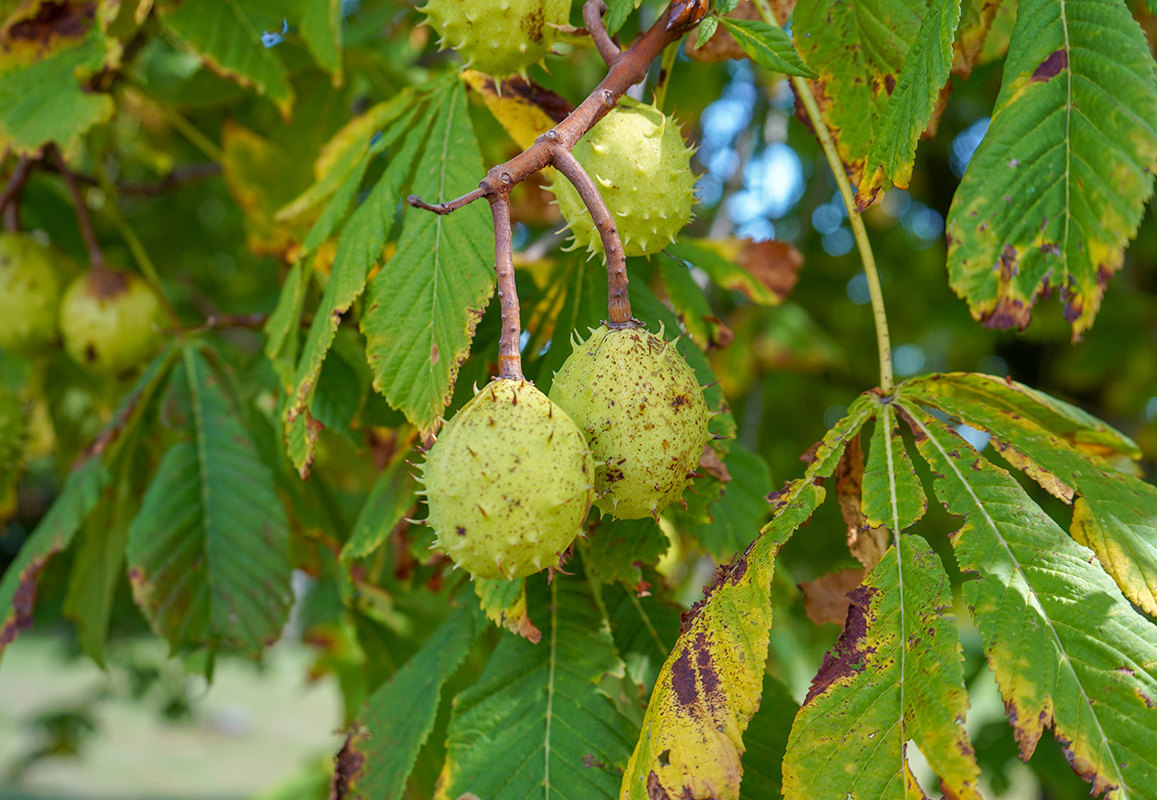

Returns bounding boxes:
[489,194,524,379]
[407,0,707,352]
[585,0,622,66]
[52,148,105,269]
[0,156,34,232]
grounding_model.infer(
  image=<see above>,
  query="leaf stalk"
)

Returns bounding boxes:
[754,0,894,394]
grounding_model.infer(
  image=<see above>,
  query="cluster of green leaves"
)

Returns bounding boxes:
[1,0,1156,798]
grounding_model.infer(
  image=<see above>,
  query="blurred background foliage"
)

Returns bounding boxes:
[1,0,1154,798]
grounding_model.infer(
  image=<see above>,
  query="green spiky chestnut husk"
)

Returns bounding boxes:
[0,233,65,353]
[549,98,696,257]
[59,267,163,375]
[421,379,593,580]
[549,324,709,519]
[419,0,571,76]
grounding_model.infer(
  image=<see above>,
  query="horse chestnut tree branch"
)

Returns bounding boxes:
[407,0,707,336]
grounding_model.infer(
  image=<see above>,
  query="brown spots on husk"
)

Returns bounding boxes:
[803,584,878,705]
[83,266,130,300]
[520,6,545,44]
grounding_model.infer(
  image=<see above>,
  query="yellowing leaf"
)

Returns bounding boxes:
[903,405,1157,798]
[782,536,981,800]
[461,69,561,150]
[622,397,874,800]
[901,373,1157,617]
[944,0,1157,338]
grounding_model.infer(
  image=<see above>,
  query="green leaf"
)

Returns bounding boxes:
[606,581,682,695]
[604,0,640,35]
[0,28,117,155]
[295,0,343,83]
[62,459,136,666]
[738,675,797,800]
[658,255,723,349]
[902,372,1140,465]
[438,574,636,800]
[285,101,432,474]
[360,80,495,434]
[718,17,816,78]
[901,373,1156,616]
[264,259,309,387]
[697,442,773,561]
[345,604,483,799]
[782,535,981,799]
[622,397,874,800]
[341,452,417,562]
[474,577,541,643]
[862,404,927,531]
[944,0,1157,338]
[859,0,962,202]
[128,346,293,657]
[583,517,670,589]
[0,458,106,659]
[903,404,1157,798]
[0,347,177,660]
[160,0,294,116]
[794,0,927,193]
[696,16,719,48]
[278,91,420,229]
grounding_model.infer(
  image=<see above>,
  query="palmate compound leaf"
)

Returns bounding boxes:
[341,604,483,800]
[0,347,178,661]
[783,405,978,799]
[900,403,1157,798]
[436,572,637,800]
[794,0,945,207]
[283,94,432,476]
[782,533,981,800]
[127,346,293,658]
[857,0,963,203]
[622,396,875,800]
[944,0,1157,339]
[901,373,1157,617]
[360,79,495,436]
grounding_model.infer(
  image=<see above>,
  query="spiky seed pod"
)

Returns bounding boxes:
[421,379,593,580]
[549,325,710,520]
[419,0,571,77]
[59,267,163,375]
[0,233,65,354]
[548,97,696,257]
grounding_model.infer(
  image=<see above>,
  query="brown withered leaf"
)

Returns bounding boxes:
[800,567,865,626]
[740,239,803,301]
[834,434,889,569]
